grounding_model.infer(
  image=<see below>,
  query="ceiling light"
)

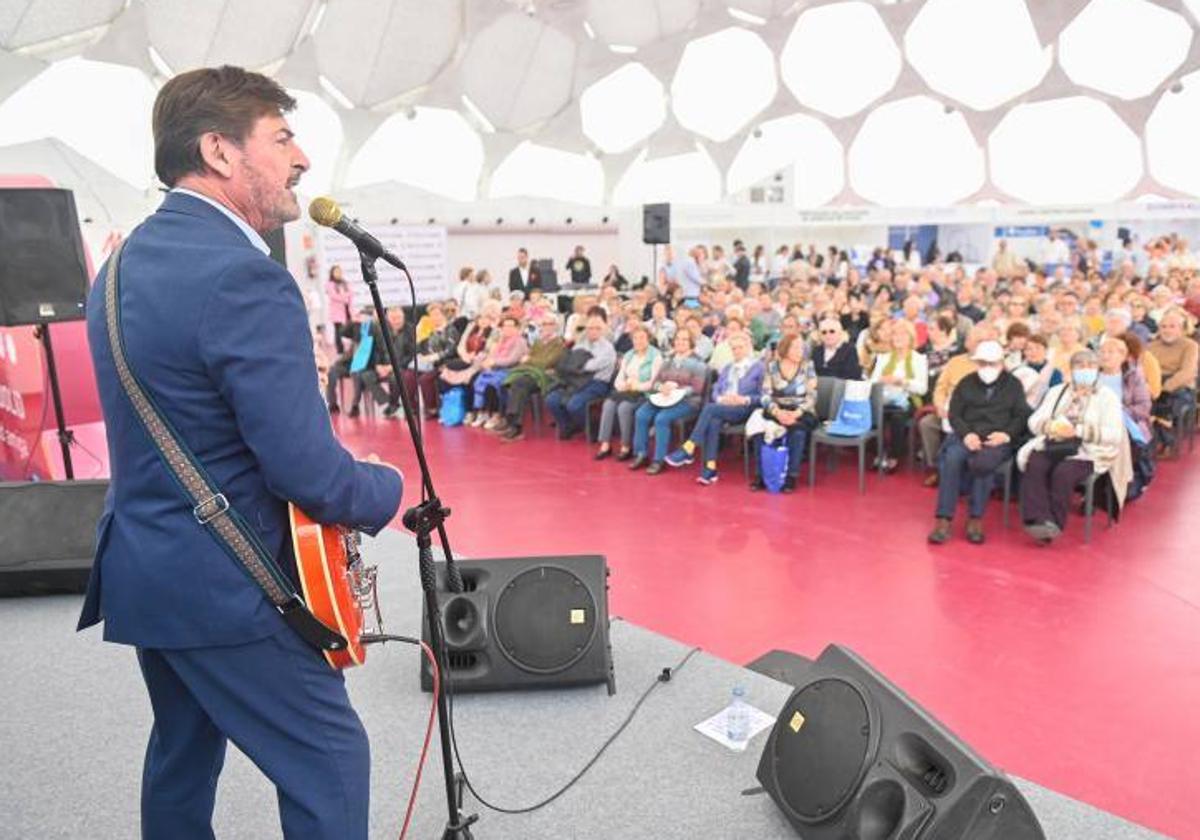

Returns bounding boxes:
[147,45,173,78]
[728,6,767,25]
[460,94,496,134]
[308,1,328,36]
[318,74,354,109]
[583,20,595,39]
[609,44,638,55]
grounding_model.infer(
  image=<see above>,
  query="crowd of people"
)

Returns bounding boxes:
[315,231,1200,547]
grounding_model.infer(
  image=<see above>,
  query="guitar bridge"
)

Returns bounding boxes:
[342,531,383,635]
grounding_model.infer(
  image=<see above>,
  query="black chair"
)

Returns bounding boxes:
[808,381,885,494]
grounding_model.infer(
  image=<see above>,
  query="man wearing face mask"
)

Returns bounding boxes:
[928,341,1031,545]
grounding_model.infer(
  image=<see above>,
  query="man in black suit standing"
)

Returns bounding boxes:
[508,246,540,294]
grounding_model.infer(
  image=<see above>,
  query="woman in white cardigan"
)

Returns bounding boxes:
[869,319,929,472]
[1018,349,1131,543]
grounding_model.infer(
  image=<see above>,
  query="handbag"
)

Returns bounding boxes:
[101,240,347,657]
[824,379,872,437]
[759,440,789,493]
[439,386,467,426]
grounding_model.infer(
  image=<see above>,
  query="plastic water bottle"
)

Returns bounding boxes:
[726,685,750,744]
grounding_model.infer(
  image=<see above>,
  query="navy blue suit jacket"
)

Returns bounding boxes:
[79,192,403,649]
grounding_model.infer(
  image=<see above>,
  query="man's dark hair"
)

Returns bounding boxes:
[586,305,607,322]
[152,65,296,187]
[517,247,528,255]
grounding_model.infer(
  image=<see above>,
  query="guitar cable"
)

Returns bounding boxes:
[362,634,439,840]
[442,644,702,815]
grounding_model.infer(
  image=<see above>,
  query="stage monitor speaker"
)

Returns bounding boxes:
[0,188,90,327]
[0,480,107,594]
[757,645,1045,840]
[421,555,615,694]
[642,203,670,245]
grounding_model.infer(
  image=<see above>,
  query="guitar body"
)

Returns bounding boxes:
[288,503,375,669]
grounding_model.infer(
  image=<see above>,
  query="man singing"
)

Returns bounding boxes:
[78,66,403,839]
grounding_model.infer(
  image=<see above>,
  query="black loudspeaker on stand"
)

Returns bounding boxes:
[756,645,1045,840]
[420,555,615,695]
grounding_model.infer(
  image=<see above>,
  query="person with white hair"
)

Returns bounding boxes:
[928,341,1030,546]
[1019,349,1130,544]
[811,317,862,379]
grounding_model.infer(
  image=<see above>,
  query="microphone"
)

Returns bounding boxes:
[308,197,407,271]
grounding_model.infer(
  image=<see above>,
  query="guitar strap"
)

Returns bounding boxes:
[102,238,347,655]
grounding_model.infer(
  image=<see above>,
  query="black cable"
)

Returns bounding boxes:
[445,645,702,815]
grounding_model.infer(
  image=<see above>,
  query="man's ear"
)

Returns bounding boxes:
[197,132,236,179]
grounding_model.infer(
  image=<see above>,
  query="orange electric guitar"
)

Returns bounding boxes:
[288,504,382,669]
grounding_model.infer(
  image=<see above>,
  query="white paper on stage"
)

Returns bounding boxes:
[694,703,776,752]
[318,224,449,309]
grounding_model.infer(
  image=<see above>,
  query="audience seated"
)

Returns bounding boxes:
[665,332,764,485]
[466,314,529,428]
[870,320,929,472]
[1019,350,1130,543]
[497,314,567,441]
[811,318,862,379]
[596,326,662,460]
[631,330,709,474]
[310,228,1200,545]
[546,313,616,440]
[1147,307,1199,452]
[747,334,817,493]
[928,341,1030,545]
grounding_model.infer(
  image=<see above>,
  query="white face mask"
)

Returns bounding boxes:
[977,366,1001,385]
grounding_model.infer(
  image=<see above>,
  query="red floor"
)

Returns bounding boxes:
[335,411,1199,840]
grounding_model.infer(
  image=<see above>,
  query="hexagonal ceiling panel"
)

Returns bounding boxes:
[315,0,461,107]
[580,62,666,154]
[726,113,843,208]
[0,0,123,49]
[0,56,154,188]
[145,0,310,73]
[671,27,776,142]
[1059,0,1192,100]
[990,96,1142,203]
[1145,69,1200,196]
[490,142,604,204]
[346,107,483,201]
[585,0,700,49]
[461,12,576,131]
[781,1,901,119]
[613,149,721,206]
[905,0,1052,111]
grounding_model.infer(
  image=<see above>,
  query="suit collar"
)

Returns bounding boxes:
[157,190,271,255]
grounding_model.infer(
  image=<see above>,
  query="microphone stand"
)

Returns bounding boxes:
[357,252,477,839]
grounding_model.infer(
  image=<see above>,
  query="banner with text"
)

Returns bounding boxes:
[317,225,449,314]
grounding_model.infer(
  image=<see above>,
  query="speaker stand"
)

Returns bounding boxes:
[36,322,74,480]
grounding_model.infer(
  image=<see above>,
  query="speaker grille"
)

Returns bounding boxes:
[772,678,872,822]
[494,566,598,674]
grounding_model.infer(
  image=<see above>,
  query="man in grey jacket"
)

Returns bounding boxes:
[546,314,616,439]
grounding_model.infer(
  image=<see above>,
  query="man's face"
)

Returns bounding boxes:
[517,250,528,267]
[539,319,559,340]
[386,309,404,331]
[585,317,605,342]
[730,335,750,360]
[225,114,309,232]
[1024,342,1046,364]
[1160,315,1185,343]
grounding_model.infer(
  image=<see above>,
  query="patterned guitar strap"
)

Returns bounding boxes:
[102,238,347,655]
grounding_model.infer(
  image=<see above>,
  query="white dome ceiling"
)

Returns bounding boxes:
[0,0,1199,209]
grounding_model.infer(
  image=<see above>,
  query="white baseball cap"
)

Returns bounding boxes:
[971,340,1004,364]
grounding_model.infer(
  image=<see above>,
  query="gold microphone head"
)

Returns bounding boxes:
[308,196,343,228]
